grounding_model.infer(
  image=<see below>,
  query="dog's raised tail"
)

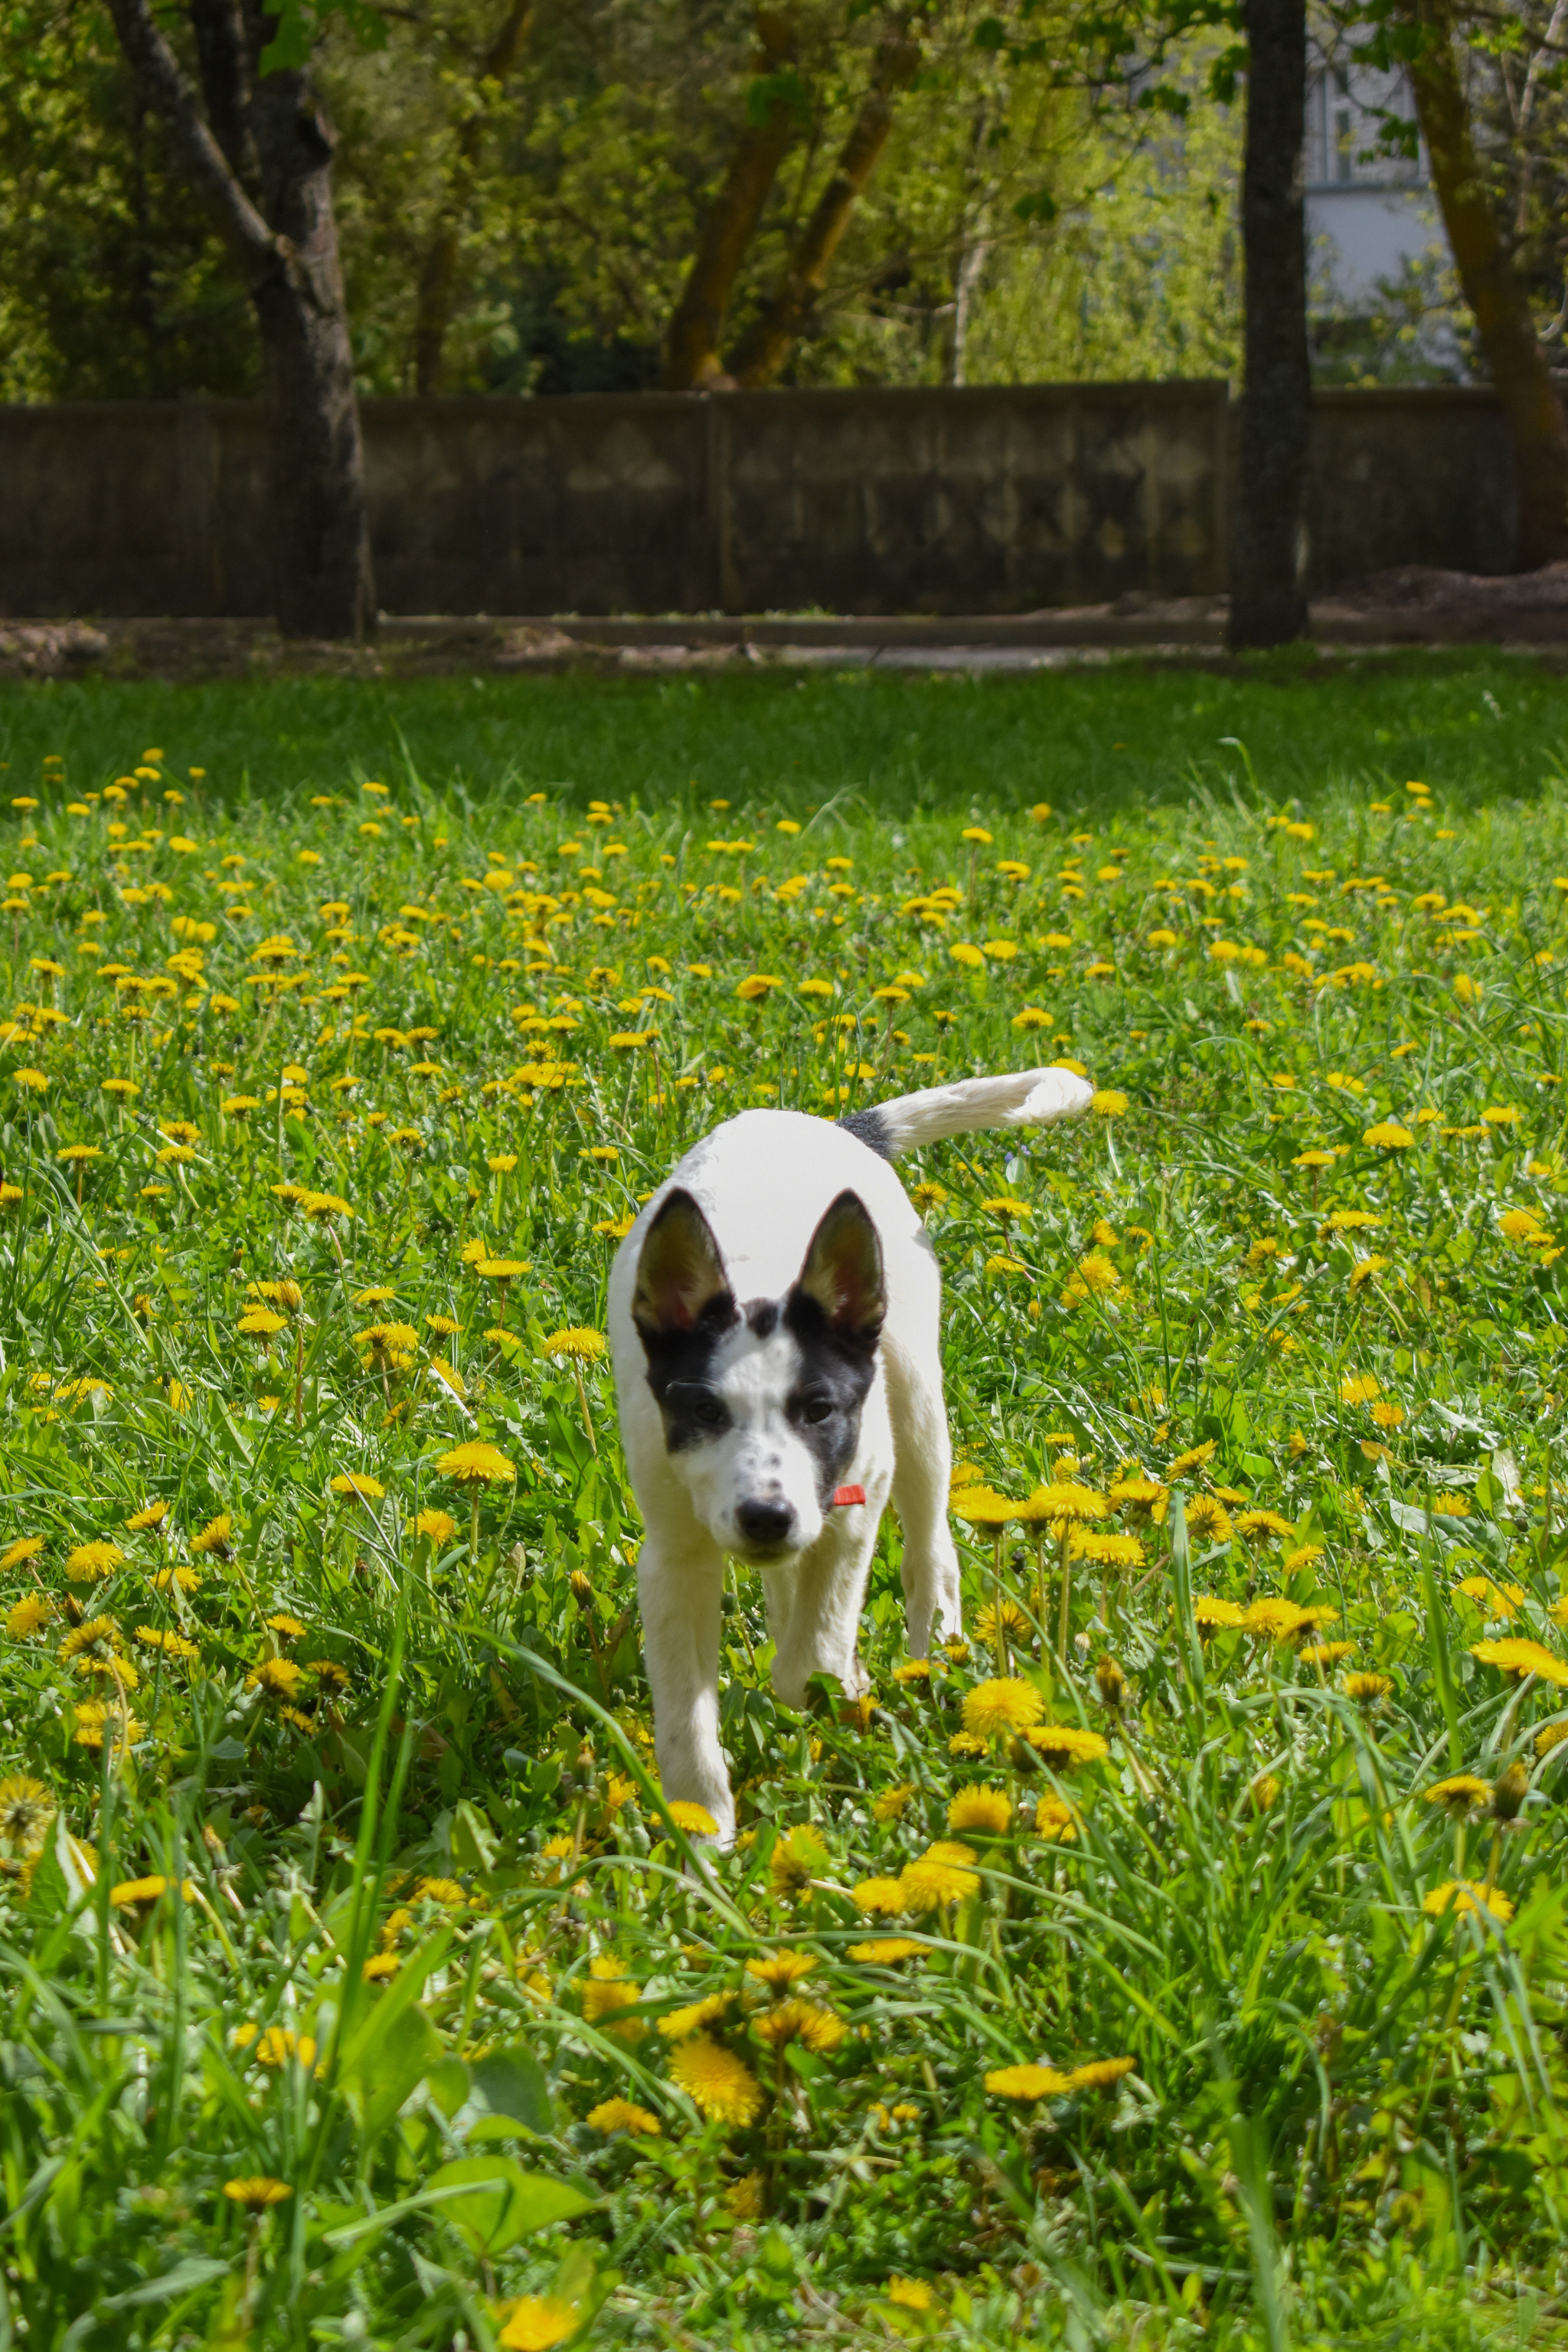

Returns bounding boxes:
[842,1065,1094,1160]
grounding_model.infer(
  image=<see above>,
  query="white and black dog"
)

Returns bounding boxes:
[607,1067,1093,1840]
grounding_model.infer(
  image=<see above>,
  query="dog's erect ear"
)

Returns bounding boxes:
[632,1190,734,1338]
[794,1190,886,1341]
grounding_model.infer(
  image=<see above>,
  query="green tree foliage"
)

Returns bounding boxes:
[0,1,259,400]
[318,0,1246,393]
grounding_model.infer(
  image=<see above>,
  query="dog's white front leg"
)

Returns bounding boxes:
[768,1478,890,1704]
[883,1338,963,1655]
[637,1530,734,1841]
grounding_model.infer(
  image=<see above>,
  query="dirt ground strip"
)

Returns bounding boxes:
[1,564,1565,682]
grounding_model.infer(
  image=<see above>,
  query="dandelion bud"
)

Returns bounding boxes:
[1492,1761,1529,1821]
[570,1570,594,1608]
[1094,1655,1126,1707]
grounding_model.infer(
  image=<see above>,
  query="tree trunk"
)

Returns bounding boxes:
[106,0,374,638]
[413,0,534,397]
[1227,0,1312,650]
[1405,0,1568,567]
[664,8,802,391]
[727,31,920,390]
[944,228,987,387]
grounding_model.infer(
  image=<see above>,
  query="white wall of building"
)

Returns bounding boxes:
[1304,48,1439,315]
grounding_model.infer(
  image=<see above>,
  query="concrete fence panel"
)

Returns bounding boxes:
[0,381,1514,620]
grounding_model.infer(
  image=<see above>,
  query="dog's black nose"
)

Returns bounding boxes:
[737,1498,795,1547]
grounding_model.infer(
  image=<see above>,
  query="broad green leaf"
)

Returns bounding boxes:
[348,2001,443,2141]
[422,2158,591,2256]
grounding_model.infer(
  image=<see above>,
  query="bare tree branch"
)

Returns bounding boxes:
[104,0,280,283]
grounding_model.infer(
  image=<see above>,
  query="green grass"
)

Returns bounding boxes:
[2,654,1568,2350]
[0,647,1564,824]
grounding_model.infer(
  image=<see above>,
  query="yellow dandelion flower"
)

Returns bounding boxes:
[871,1782,916,1822]
[581,1958,645,2040]
[134,1626,200,1658]
[73,1700,143,1748]
[223,2177,293,2210]
[951,1485,1020,1527]
[985,2063,1072,2099]
[1423,1773,1491,1818]
[946,1785,1012,1835]
[497,2297,580,2351]
[253,2026,317,2068]
[847,1937,927,1964]
[5,1592,52,1639]
[667,2034,765,2125]
[0,1775,55,1852]
[962,1677,1044,1738]
[58,1615,118,1664]
[586,2098,661,2136]
[769,1823,830,1896]
[750,1998,846,2053]
[1019,1481,1109,1527]
[898,1844,981,1909]
[435,1441,515,1485]
[658,1991,736,2041]
[1025,1723,1109,1767]
[1423,1880,1513,1925]
[109,1873,194,1907]
[541,1327,607,1363]
[330,1472,386,1504]
[64,1540,124,1583]
[975,1599,1031,1645]
[1060,1251,1122,1307]
[1068,1528,1145,1569]
[1472,1637,1568,1685]
[247,1656,305,1701]
[850,1876,910,1916]
[1184,1495,1233,1545]
[746,1949,818,1992]
[1344,1671,1393,1703]
[1069,2056,1135,2092]
[1300,1640,1356,1667]
[665,1799,719,1838]
[1244,1597,1309,1640]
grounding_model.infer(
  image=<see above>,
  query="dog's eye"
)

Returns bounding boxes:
[668,1381,728,1430]
[798,1395,835,1426]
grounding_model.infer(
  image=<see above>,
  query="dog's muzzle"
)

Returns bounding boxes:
[736,1497,796,1551]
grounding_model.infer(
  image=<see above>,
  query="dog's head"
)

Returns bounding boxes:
[631,1187,885,1563]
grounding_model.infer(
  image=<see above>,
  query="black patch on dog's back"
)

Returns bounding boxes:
[838,1107,893,1161]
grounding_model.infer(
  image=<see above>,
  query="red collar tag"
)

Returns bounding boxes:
[831,1485,867,1508]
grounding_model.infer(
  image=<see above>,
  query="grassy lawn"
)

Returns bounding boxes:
[2,651,1568,2350]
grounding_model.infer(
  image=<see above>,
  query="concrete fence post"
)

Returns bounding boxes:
[705,396,738,616]
[176,395,220,617]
